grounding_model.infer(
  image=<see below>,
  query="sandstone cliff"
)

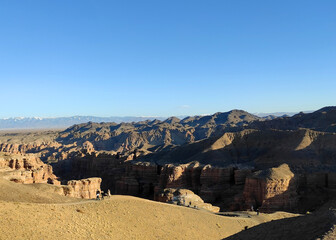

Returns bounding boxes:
[0,153,102,200]
[241,164,298,212]
[0,153,60,184]
[63,178,101,199]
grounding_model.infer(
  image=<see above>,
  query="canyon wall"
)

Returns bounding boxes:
[52,152,336,212]
[53,153,252,209]
[0,153,102,200]
[0,153,60,184]
[63,178,102,199]
[241,164,298,212]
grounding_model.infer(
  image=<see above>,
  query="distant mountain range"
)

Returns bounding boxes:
[0,116,170,130]
[253,111,313,118]
[57,109,262,153]
[0,110,314,130]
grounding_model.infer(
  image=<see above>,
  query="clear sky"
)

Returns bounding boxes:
[0,0,335,118]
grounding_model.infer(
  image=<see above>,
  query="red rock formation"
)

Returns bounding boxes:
[159,163,202,190]
[200,165,233,185]
[241,164,298,212]
[115,162,158,196]
[199,165,234,203]
[0,153,102,199]
[115,177,140,195]
[58,153,252,209]
[0,154,60,184]
[64,178,102,199]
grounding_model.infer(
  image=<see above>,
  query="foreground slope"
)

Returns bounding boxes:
[1,174,336,240]
[0,178,81,203]
[0,176,298,240]
[225,201,336,240]
[0,197,297,240]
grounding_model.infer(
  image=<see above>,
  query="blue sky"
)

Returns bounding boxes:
[0,0,335,117]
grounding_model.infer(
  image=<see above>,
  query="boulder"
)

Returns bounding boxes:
[155,188,220,213]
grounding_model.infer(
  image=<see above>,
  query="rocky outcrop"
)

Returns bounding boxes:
[0,154,60,184]
[115,162,158,196]
[155,188,220,213]
[198,165,243,207]
[200,165,233,185]
[241,164,298,212]
[63,177,102,199]
[82,141,95,154]
[0,153,102,200]
[159,163,202,190]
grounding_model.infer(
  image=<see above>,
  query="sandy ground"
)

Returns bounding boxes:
[0,177,301,240]
[0,196,298,240]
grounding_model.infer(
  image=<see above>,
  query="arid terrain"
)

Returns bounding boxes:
[0,179,303,240]
[1,107,336,239]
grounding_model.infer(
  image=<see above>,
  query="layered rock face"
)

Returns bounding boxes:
[63,178,102,199]
[155,188,220,213]
[58,154,250,209]
[199,165,245,208]
[0,153,60,185]
[41,127,336,212]
[71,155,249,207]
[0,153,102,200]
[53,152,127,194]
[115,162,158,197]
[241,164,298,212]
[159,163,202,190]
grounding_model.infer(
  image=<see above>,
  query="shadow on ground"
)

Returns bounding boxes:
[223,208,335,240]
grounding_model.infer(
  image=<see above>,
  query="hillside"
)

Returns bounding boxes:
[136,128,336,172]
[0,173,302,240]
[56,110,262,154]
[2,172,336,240]
[250,106,336,132]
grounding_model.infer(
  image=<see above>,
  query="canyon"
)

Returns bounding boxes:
[0,107,336,214]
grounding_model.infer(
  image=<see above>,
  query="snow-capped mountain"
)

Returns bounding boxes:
[0,116,168,130]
